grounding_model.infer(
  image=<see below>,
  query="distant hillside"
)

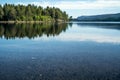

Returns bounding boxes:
[77,13,120,21]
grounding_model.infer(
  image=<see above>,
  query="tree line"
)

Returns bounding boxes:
[0,4,69,21]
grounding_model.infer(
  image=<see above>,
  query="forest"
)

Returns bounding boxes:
[0,4,68,21]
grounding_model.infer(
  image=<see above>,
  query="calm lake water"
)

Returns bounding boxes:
[0,22,120,80]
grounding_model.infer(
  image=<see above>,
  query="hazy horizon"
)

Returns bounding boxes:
[0,0,120,18]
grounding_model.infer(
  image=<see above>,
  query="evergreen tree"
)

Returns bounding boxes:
[0,5,4,20]
[0,4,69,21]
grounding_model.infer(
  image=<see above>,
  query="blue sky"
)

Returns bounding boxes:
[1,0,120,18]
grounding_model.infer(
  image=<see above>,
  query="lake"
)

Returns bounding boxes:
[0,22,120,80]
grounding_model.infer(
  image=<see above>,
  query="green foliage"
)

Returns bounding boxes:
[0,4,68,21]
[69,16,73,20]
[8,7,16,20]
[40,16,52,21]
[0,5,4,20]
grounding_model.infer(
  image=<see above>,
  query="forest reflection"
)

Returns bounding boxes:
[0,23,68,39]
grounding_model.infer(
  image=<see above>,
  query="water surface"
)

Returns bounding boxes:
[0,22,120,80]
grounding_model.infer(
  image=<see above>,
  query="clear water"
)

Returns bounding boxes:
[0,22,120,80]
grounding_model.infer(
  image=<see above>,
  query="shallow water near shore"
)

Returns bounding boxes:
[0,22,120,80]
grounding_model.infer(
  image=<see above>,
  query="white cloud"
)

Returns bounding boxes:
[33,26,120,44]
[33,33,120,44]
[17,0,120,9]
[54,0,120,9]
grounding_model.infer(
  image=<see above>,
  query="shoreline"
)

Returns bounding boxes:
[0,20,67,24]
[5,20,119,24]
[0,21,48,24]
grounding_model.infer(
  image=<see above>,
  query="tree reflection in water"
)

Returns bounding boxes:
[0,23,68,39]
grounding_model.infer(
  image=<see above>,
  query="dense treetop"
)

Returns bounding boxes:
[0,4,68,21]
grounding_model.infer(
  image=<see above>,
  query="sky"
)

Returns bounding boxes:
[0,0,120,18]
